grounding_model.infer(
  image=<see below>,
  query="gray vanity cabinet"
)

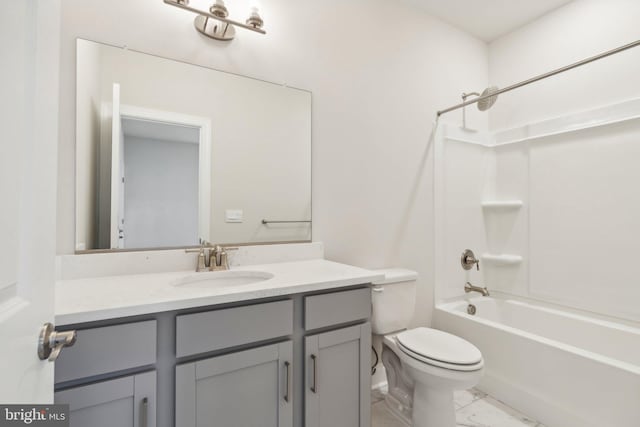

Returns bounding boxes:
[304,323,371,427]
[55,286,371,427]
[175,341,293,427]
[55,371,156,427]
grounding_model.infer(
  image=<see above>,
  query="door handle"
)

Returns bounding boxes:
[37,323,77,362]
[284,361,291,403]
[310,354,318,394]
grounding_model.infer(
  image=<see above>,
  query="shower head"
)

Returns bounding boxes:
[462,91,480,100]
[477,86,499,111]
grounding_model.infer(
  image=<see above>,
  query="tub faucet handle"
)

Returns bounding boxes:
[461,249,480,271]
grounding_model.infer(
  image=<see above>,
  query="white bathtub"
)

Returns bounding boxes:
[434,295,640,427]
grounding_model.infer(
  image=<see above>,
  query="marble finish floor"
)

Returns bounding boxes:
[372,388,546,427]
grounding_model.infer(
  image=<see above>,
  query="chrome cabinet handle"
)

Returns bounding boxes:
[284,361,291,402]
[310,354,318,393]
[37,323,77,362]
[140,397,148,427]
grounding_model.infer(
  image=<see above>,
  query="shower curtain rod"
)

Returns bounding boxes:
[436,39,640,117]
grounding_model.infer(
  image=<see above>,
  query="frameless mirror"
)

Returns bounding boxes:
[75,39,311,252]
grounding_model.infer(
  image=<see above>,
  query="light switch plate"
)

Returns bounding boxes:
[225,209,243,223]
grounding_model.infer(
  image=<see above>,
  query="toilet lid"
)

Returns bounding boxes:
[396,327,482,365]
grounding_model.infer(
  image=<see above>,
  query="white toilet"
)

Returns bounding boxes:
[372,269,484,427]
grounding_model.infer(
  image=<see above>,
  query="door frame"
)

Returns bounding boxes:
[99,103,212,248]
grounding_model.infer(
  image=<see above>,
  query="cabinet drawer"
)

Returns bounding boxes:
[55,320,157,384]
[176,300,293,357]
[304,287,371,330]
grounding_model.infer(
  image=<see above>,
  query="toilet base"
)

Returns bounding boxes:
[412,383,455,427]
[380,332,483,427]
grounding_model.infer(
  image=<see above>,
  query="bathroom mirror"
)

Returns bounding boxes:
[75,39,311,252]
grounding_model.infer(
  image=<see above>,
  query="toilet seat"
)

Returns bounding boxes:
[396,327,483,372]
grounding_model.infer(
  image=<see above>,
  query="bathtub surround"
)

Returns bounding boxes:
[434,99,640,427]
[436,98,640,321]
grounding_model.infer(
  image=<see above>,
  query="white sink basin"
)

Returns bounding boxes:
[172,270,274,289]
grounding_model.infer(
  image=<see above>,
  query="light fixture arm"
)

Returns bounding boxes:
[164,0,266,41]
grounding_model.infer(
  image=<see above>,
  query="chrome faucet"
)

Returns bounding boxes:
[210,245,238,271]
[185,243,237,272]
[465,282,490,297]
[185,244,213,272]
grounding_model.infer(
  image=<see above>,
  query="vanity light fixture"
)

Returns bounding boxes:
[164,0,266,41]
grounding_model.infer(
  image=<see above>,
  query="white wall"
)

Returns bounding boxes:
[58,0,488,327]
[123,136,199,248]
[74,42,101,250]
[489,0,640,131]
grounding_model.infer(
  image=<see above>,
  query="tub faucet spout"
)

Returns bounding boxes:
[465,282,490,297]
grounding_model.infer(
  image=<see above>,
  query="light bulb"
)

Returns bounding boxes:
[245,0,263,28]
[210,0,229,18]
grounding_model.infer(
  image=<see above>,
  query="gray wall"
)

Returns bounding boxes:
[123,136,198,248]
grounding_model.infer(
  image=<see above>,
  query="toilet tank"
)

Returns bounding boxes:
[371,268,418,335]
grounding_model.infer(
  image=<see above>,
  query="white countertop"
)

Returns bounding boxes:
[55,259,383,325]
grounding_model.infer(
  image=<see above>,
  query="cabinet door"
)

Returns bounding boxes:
[305,323,371,427]
[54,371,156,427]
[176,341,293,427]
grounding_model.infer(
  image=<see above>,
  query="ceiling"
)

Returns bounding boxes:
[408,0,574,42]
[121,118,200,144]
